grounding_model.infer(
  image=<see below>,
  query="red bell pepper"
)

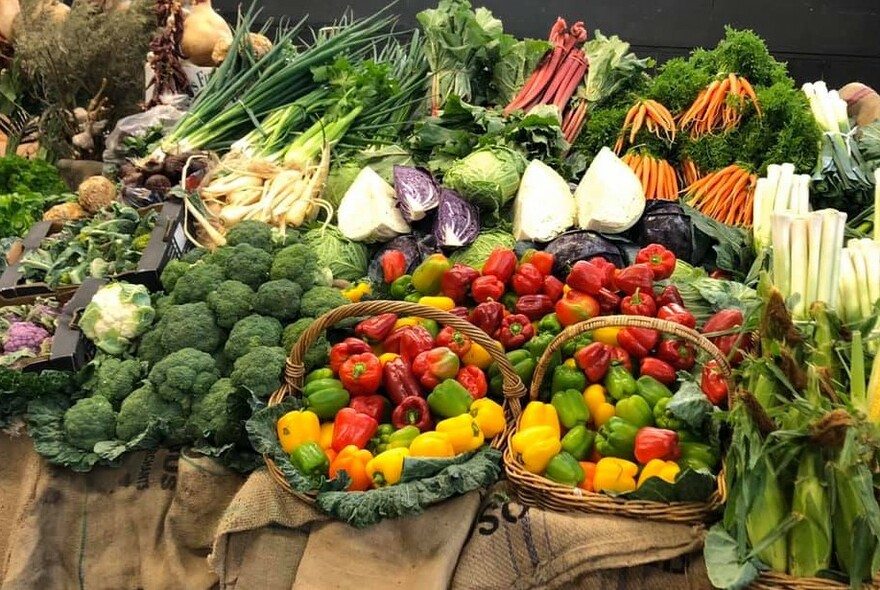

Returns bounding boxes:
[355,313,399,343]
[657,303,696,329]
[634,427,680,464]
[515,294,555,321]
[575,342,613,383]
[520,250,554,276]
[588,257,617,288]
[436,326,472,358]
[398,326,435,365]
[701,360,729,405]
[702,309,746,365]
[382,357,423,405]
[620,289,657,317]
[470,301,505,336]
[566,260,605,295]
[611,347,633,372]
[471,275,506,303]
[381,250,407,284]
[332,407,379,452]
[339,353,383,396]
[595,288,621,315]
[612,264,655,295]
[329,338,373,374]
[639,357,677,386]
[412,347,461,390]
[656,285,684,308]
[482,248,517,283]
[449,306,470,321]
[348,395,391,424]
[499,314,535,350]
[440,264,480,304]
[635,244,676,280]
[542,275,565,302]
[456,365,488,400]
[617,327,659,358]
[656,340,696,371]
[511,263,544,296]
[555,290,600,326]
[391,396,433,432]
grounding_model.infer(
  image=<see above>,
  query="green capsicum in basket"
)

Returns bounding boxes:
[427,379,474,418]
[653,398,684,430]
[302,378,350,420]
[390,275,416,300]
[561,424,596,461]
[387,425,421,449]
[488,350,536,397]
[291,440,330,477]
[538,313,563,335]
[595,417,639,461]
[369,423,395,454]
[550,362,587,395]
[614,394,653,428]
[604,364,637,401]
[551,389,590,429]
[635,375,672,409]
[678,441,719,472]
[544,451,585,486]
[412,254,450,296]
[305,368,334,384]
[561,333,593,358]
[525,332,556,360]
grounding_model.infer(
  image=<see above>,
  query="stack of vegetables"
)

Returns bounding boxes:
[0,297,61,368]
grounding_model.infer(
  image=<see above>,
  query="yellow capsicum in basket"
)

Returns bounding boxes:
[592,326,621,347]
[583,385,616,428]
[436,414,485,454]
[637,459,681,488]
[520,401,561,437]
[510,426,562,474]
[593,457,639,494]
[462,341,493,369]
[470,398,505,438]
[319,422,335,450]
[276,410,321,455]
[418,296,456,311]
[366,447,410,487]
[342,282,372,302]
[409,432,455,458]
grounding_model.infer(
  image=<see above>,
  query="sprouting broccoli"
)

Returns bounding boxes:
[224,314,283,360]
[300,286,349,319]
[225,220,274,252]
[229,346,287,398]
[63,396,118,451]
[172,262,225,303]
[159,302,223,354]
[186,378,247,445]
[90,357,143,406]
[270,243,319,291]
[116,382,186,443]
[160,259,192,293]
[282,317,330,371]
[181,247,208,264]
[207,280,256,329]
[252,279,302,321]
[221,243,273,290]
[137,327,167,366]
[148,347,221,411]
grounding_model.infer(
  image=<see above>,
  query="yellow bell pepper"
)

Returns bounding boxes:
[511,426,562,474]
[366,447,410,487]
[563,284,571,295]
[592,326,621,347]
[584,385,615,428]
[637,459,681,488]
[470,398,505,438]
[378,352,400,366]
[319,422,335,450]
[593,403,616,428]
[436,414,485,454]
[276,410,321,455]
[342,282,371,302]
[520,401,561,437]
[593,457,639,494]
[461,342,493,369]
[409,432,455,458]
[563,358,577,369]
[393,317,422,331]
[418,296,456,311]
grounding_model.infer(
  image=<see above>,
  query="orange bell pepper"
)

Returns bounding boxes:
[577,461,597,492]
[329,445,374,492]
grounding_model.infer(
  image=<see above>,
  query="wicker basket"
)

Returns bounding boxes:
[503,314,733,525]
[265,300,528,502]
[752,571,879,589]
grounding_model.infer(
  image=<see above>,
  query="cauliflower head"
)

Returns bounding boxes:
[80,282,156,356]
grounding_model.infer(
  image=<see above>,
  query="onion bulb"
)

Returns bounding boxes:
[0,0,20,41]
[181,0,232,67]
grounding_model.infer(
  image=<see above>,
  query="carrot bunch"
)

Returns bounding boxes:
[622,152,680,201]
[680,159,703,188]
[613,99,676,154]
[680,73,761,137]
[685,164,757,227]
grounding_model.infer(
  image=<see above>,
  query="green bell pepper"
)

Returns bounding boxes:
[290,440,329,477]
[302,378,350,420]
[419,319,440,339]
[561,333,593,358]
[551,364,587,395]
[525,332,556,359]
[412,254,450,295]
[551,389,590,429]
[538,313,563,335]
[654,398,684,430]
[676,430,701,443]
[614,395,653,428]
[427,379,474,418]
[369,423,395,454]
[636,376,672,409]
[390,275,416,300]
[678,442,719,472]
[404,292,423,303]
[604,364,637,401]
[387,425,421,449]
[561,425,596,461]
[305,368,334,384]
[501,292,519,312]
[595,417,639,461]
[544,451,585,486]
[489,350,537,396]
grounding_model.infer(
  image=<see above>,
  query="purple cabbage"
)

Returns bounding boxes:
[393,165,439,222]
[432,189,480,249]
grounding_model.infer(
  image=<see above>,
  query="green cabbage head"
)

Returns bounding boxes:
[80,282,156,356]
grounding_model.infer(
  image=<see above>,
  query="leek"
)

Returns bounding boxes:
[806,213,823,307]
[775,163,796,214]
[790,216,809,319]
[838,252,861,323]
[772,213,794,297]
[818,210,845,308]
[851,330,866,411]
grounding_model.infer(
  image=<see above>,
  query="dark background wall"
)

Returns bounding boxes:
[215,0,880,90]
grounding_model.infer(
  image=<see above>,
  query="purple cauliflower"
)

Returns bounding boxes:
[3,322,51,353]
[26,298,61,331]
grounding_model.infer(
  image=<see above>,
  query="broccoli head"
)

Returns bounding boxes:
[159,302,223,354]
[270,243,319,291]
[230,346,287,398]
[272,228,302,249]
[186,378,247,445]
[154,294,175,320]
[252,279,302,321]
[224,314,283,360]
[282,317,330,371]
[300,286,349,319]
[207,280,255,329]
[137,327,167,367]
[225,220,274,252]
[221,243,273,290]
[90,357,143,406]
[148,347,221,411]
[181,247,209,264]
[116,382,186,443]
[160,259,192,293]
[172,263,225,303]
[63,396,118,451]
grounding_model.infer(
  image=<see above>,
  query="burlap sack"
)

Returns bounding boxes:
[0,440,244,590]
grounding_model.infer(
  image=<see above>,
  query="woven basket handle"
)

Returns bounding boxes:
[528,315,734,403]
[276,300,527,402]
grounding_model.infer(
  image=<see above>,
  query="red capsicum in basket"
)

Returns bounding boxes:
[595,288,621,315]
[382,357,423,405]
[611,347,633,372]
[339,353,383,397]
[656,285,685,308]
[656,340,696,371]
[702,309,746,365]
[392,396,433,432]
[520,250,554,276]
[701,361,729,405]
[499,314,535,350]
[587,256,617,288]
[329,338,373,374]
[436,326,472,358]
[348,395,391,424]
[448,306,470,321]
[471,275,506,303]
[355,313,399,343]
[555,290,600,326]
[617,327,659,358]
[412,347,461,390]
[332,407,379,452]
[482,248,517,283]
[639,357,677,386]
[620,289,657,317]
[635,244,676,280]
[515,294,555,321]
[470,301,505,337]
[511,263,544,296]
[574,342,612,383]
[566,260,606,295]
[381,250,408,284]
[456,365,488,400]
[440,264,480,304]
[634,427,680,464]
[656,303,696,329]
[612,264,655,295]
[398,326,435,364]
[542,275,565,302]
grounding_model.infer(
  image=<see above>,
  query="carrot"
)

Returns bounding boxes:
[646,156,658,198]
[669,163,680,198]
[700,78,731,135]
[739,77,761,117]
[681,81,718,127]
[630,103,647,144]
[640,154,651,193]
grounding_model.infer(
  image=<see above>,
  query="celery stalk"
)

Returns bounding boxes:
[771,213,794,297]
[790,217,810,318]
[807,212,823,305]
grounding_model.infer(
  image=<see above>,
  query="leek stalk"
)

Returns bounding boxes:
[806,213,823,307]
[772,213,794,297]
[874,169,880,242]
[790,217,809,319]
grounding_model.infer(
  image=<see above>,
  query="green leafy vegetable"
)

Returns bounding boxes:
[448,228,516,268]
[301,224,369,282]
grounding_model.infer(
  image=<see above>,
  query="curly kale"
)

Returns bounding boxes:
[187,378,247,445]
[222,243,273,290]
[172,263,225,303]
[159,302,223,354]
[300,286,349,319]
[148,348,220,411]
[116,382,186,443]
[62,396,117,451]
[270,243,319,291]
[225,220,274,252]
[90,357,143,406]
[282,318,330,371]
[253,279,302,321]
[224,314,283,360]
[229,346,287,398]
[160,259,192,292]
[207,280,256,330]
